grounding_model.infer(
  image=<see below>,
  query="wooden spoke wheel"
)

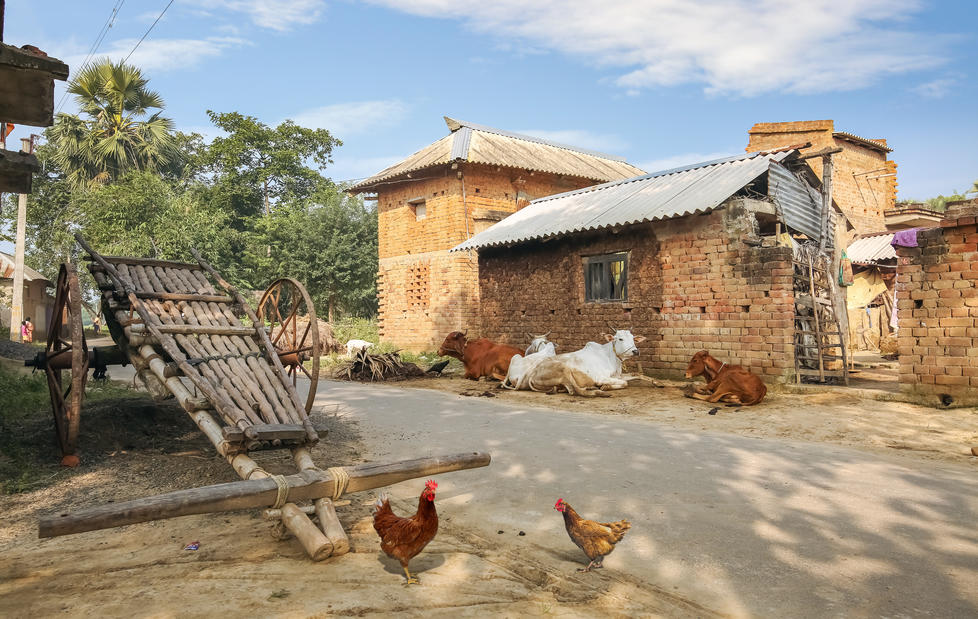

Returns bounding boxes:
[257,278,320,413]
[46,263,89,467]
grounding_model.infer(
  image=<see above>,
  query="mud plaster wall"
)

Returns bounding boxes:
[894,202,978,406]
[375,163,593,350]
[478,203,796,381]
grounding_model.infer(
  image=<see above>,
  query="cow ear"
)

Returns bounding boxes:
[604,333,614,342]
[633,335,646,343]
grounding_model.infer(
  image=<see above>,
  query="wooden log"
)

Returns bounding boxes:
[38,452,491,538]
[315,498,350,556]
[281,503,333,561]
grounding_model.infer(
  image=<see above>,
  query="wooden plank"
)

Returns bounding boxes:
[130,323,257,336]
[38,452,492,538]
[133,291,234,303]
[84,255,203,271]
[796,368,847,377]
[251,423,307,441]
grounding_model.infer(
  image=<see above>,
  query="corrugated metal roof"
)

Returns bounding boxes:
[769,162,822,240]
[833,131,892,153]
[348,117,645,192]
[846,232,896,264]
[0,251,51,284]
[452,150,795,251]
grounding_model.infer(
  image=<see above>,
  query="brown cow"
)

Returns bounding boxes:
[438,331,522,381]
[684,350,767,406]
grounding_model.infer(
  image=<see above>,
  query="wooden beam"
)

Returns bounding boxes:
[133,291,234,303]
[129,323,257,337]
[799,146,844,160]
[0,148,38,193]
[38,452,491,538]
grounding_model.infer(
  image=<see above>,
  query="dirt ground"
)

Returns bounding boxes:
[1,361,976,618]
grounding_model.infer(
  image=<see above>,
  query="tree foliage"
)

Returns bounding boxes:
[49,60,180,189]
[3,63,377,319]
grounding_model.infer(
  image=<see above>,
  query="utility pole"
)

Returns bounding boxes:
[9,136,30,342]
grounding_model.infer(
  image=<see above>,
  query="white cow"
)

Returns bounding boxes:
[524,332,552,355]
[502,341,556,390]
[345,339,374,356]
[553,329,646,390]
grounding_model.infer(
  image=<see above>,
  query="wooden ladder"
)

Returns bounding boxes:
[793,255,849,385]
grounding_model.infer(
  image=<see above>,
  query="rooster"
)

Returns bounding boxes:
[554,498,630,572]
[373,480,439,585]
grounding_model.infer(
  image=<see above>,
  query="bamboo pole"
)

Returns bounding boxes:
[281,503,333,561]
[190,248,317,443]
[39,452,491,538]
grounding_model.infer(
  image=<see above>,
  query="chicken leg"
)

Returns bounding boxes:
[402,565,420,585]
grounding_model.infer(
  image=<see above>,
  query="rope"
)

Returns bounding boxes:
[270,474,290,509]
[327,467,350,501]
[187,351,262,366]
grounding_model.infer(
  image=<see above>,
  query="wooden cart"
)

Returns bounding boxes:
[28,233,489,560]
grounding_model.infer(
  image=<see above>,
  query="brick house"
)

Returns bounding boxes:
[348,118,644,350]
[1,251,54,340]
[747,120,896,236]
[454,148,831,382]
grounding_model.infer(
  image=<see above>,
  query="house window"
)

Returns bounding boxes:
[584,252,628,302]
[407,197,426,221]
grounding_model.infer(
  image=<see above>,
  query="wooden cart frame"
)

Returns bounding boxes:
[29,234,489,560]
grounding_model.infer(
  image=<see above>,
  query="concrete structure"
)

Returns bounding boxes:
[0,251,53,341]
[894,200,978,405]
[349,118,644,351]
[747,120,896,236]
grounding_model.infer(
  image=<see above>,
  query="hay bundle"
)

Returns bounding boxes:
[291,316,342,354]
[333,349,425,381]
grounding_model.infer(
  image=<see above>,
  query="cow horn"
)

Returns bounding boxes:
[543,330,551,338]
[606,321,618,332]
[526,332,534,340]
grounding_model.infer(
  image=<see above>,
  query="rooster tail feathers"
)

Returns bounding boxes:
[600,519,631,542]
[373,492,390,514]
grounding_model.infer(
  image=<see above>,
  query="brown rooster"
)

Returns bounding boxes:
[373,480,439,585]
[554,498,630,572]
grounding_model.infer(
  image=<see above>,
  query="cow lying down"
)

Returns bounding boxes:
[525,357,611,398]
[684,350,767,406]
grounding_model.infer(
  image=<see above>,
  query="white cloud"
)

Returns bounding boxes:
[364,0,946,96]
[514,128,628,153]
[64,37,245,74]
[287,100,409,138]
[637,151,738,174]
[912,77,956,99]
[194,0,326,31]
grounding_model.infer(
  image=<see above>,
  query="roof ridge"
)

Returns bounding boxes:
[531,149,784,205]
[443,116,629,162]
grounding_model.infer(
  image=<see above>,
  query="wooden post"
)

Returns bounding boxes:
[8,138,29,342]
[280,503,333,561]
[819,154,833,253]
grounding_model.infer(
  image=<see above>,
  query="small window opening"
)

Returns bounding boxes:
[584,252,628,302]
[407,197,426,221]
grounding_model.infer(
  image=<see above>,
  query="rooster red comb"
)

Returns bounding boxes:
[554,498,565,509]
[425,480,438,491]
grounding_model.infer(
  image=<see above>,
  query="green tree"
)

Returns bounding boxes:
[48,60,180,189]
[197,111,342,222]
[255,188,378,320]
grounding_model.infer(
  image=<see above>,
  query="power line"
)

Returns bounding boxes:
[123,0,175,64]
[55,0,126,114]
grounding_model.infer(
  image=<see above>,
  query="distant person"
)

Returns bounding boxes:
[20,320,28,343]
[24,317,34,344]
[93,314,102,336]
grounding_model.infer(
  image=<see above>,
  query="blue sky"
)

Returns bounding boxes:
[5,0,977,201]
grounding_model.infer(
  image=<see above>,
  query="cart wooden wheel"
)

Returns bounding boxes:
[257,278,320,413]
[45,263,89,467]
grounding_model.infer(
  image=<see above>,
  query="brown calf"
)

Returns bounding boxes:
[684,350,767,406]
[438,331,522,381]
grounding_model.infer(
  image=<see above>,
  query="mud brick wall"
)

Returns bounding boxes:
[747,120,895,235]
[894,202,978,406]
[375,163,593,350]
[479,204,796,380]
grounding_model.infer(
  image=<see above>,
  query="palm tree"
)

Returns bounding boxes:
[49,60,179,189]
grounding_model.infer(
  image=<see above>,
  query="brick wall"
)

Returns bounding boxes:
[479,201,796,381]
[747,120,896,235]
[894,202,978,406]
[375,163,593,350]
